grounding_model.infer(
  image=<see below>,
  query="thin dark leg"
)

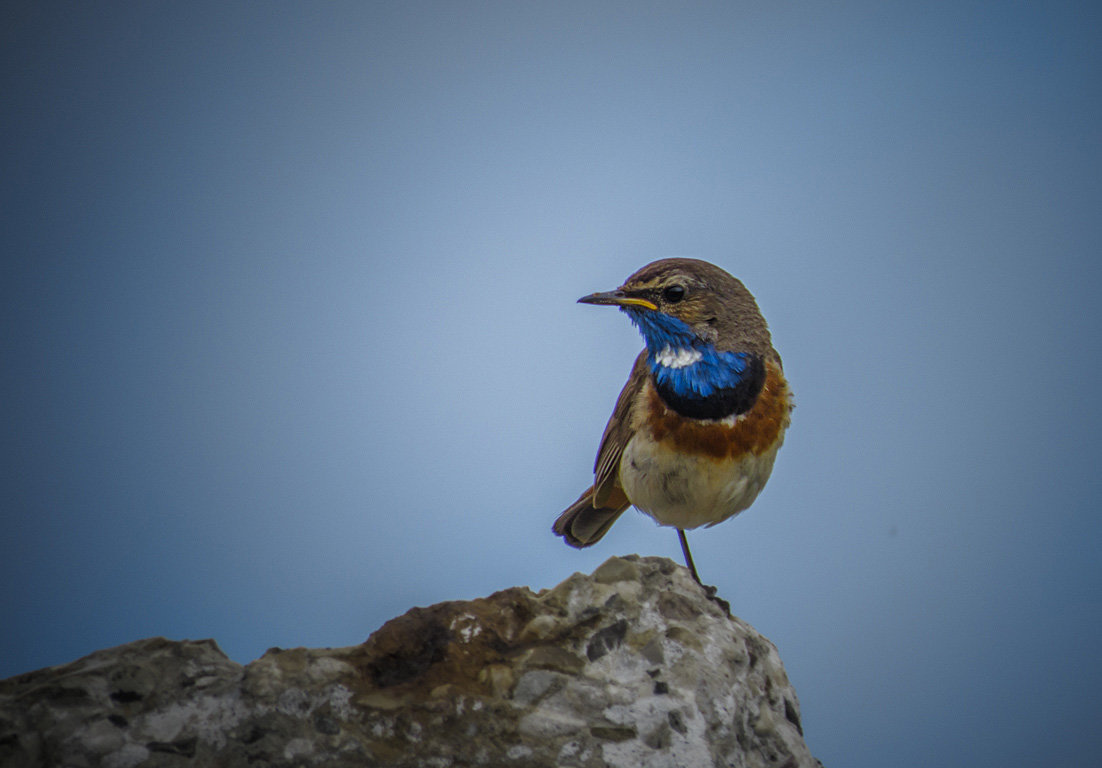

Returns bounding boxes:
[677,529,702,584]
[678,529,729,613]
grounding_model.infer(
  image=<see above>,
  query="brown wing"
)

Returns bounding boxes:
[552,351,647,548]
[592,351,648,507]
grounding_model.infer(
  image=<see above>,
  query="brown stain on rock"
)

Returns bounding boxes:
[347,588,537,699]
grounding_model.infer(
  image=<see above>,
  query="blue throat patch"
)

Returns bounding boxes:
[624,307,765,420]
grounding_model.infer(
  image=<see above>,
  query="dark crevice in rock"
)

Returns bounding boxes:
[785,697,803,735]
[109,690,143,703]
[147,737,197,757]
[585,619,628,661]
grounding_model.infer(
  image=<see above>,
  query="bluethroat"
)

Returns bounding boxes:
[553,258,792,585]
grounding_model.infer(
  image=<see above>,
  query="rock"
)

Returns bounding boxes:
[0,556,820,767]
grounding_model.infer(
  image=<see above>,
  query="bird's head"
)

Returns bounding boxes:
[578,258,774,358]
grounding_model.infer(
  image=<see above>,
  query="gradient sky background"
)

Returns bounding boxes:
[3,2,1100,766]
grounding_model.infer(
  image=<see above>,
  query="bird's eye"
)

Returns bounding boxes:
[663,285,686,303]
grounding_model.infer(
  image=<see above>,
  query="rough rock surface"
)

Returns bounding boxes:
[0,556,819,767]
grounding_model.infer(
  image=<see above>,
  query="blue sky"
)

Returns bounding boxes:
[2,2,1100,766]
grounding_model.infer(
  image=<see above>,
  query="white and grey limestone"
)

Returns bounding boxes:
[0,556,820,767]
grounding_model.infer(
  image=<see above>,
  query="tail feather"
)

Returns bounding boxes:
[553,486,630,548]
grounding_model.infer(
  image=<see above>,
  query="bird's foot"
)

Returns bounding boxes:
[699,583,731,615]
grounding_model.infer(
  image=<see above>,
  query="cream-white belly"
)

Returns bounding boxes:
[619,432,781,530]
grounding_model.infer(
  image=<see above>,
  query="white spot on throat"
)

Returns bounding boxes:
[655,345,702,369]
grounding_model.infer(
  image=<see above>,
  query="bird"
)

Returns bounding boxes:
[553,258,792,586]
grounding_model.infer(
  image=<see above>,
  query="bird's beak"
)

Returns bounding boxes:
[577,290,658,311]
